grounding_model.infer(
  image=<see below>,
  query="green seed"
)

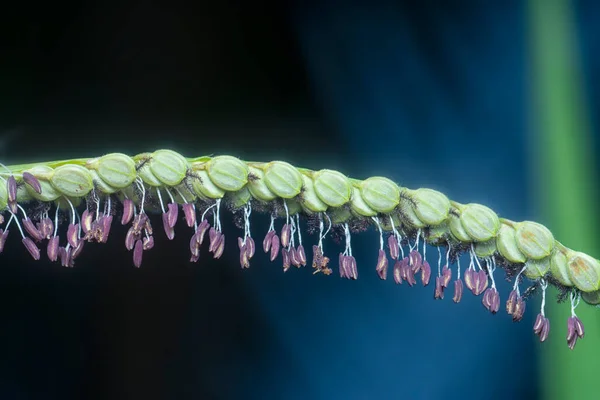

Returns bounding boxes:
[496,223,527,264]
[426,223,449,246]
[566,251,600,292]
[460,203,499,242]
[51,164,94,198]
[349,187,376,217]
[329,207,352,224]
[474,238,497,258]
[137,164,162,187]
[524,257,551,279]
[89,153,137,189]
[379,213,402,232]
[226,186,251,209]
[360,177,400,213]
[299,174,328,213]
[410,188,450,226]
[0,178,7,209]
[89,170,119,194]
[247,166,277,202]
[263,161,303,199]
[15,184,33,204]
[191,170,225,199]
[22,166,61,202]
[313,169,352,208]
[400,197,427,229]
[581,289,600,305]
[206,155,248,192]
[149,149,188,186]
[448,213,472,243]
[515,221,554,260]
[275,198,302,218]
[55,196,82,210]
[549,248,573,287]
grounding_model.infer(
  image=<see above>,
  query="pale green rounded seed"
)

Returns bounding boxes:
[460,203,499,242]
[150,149,188,186]
[299,174,328,213]
[549,248,573,287]
[449,213,472,243]
[0,178,7,209]
[410,188,450,226]
[89,170,118,194]
[23,166,61,202]
[524,257,551,280]
[92,153,137,189]
[55,196,82,210]
[474,238,497,258]
[16,184,33,204]
[51,164,94,198]
[349,187,376,217]
[515,221,554,260]
[275,198,302,218]
[329,207,352,224]
[360,177,400,213]
[496,223,527,264]
[313,169,352,208]
[426,223,449,245]
[192,170,225,199]
[400,198,427,229]
[247,166,277,202]
[566,251,600,292]
[263,161,303,199]
[137,163,163,187]
[399,199,427,229]
[207,155,249,192]
[581,289,600,305]
[379,214,401,232]
[226,186,251,209]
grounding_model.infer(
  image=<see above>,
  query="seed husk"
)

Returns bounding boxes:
[359,176,400,213]
[206,155,249,192]
[51,164,94,198]
[312,169,352,208]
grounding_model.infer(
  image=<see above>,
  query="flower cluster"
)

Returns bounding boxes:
[0,166,591,351]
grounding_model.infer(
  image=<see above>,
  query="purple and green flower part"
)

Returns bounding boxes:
[0,149,598,350]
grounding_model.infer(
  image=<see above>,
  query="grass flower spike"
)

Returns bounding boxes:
[1,149,598,350]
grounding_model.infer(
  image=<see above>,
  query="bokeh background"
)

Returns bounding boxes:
[1,1,599,399]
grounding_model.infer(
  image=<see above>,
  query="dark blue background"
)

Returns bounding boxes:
[4,1,599,399]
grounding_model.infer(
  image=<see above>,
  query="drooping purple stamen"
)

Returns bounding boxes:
[66,223,80,248]
[7,175,17,213]
[81,209,94,234]
[296,244,307,266]
[22,218,43,242]
[453,279,463,303]
[0,229,7,253]
[376,249,388,280]
[269,234,280,262]
[182,203,196,228]
[388,235,399,260]
[421,260,431,286]
[440,265,451,288]
[47,236,59,261]
[121,199,134,225]
[22,172,42,194]
[162,213,175,240]
[280,223,291,248]
[167,203,178,228]
[22,237,40,260]
[434,277,444,300]
[133,239,144,268]
[533,313,550,342]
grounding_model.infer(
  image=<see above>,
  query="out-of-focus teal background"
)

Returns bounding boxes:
[0,1,598,399]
